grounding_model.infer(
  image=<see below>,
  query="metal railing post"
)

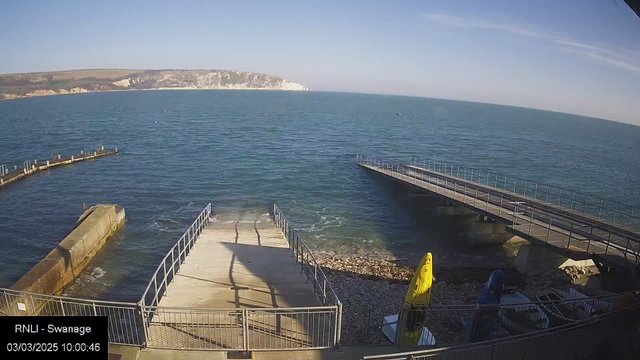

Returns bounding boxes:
[545,185,549,202]
[474,188,478,206]
[587,226,593,253]
[153,277,158,306]
[547,217,552,242]
[243,308,249,351]
[177,240,181,267]
[571,192,575,209]
[336,302,343,348]
[163,261,168,296]
[323,279,327,304]
[138,301,149,348]
[598,199,603,217]
[567,224,573,249]
[528,212,534,235]
[486,191,489,211]
[585,195,589,213]
[558,189,562,206]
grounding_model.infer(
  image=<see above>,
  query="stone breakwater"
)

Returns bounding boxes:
[315,253,594,346]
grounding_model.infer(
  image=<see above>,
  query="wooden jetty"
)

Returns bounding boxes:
[0,146,118,188]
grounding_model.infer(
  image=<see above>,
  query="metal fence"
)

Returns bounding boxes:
[366,290,629,348]
[357,156,640,265]
[362,296,640,360]
[0,287,143,345]
[273,203,342,308]
[141,203,212,308]
[143,305,339,350]
[409,156,640,229]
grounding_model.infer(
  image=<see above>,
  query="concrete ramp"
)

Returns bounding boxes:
[157,215,318,308]
[146,212,331,350]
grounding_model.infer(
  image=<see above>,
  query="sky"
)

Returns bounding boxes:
[1,0,640,124]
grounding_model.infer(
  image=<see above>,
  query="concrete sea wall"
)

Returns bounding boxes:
[11,204,125,299]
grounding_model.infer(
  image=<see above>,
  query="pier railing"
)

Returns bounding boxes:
[141,203,212,308]
[273,203,342,308]
[0,287,144,346]
[357,156,640,266]
[409,156,640,229]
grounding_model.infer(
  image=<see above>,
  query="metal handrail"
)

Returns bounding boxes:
[367,289,634,313]
[273,203,343,350]
[408,155,639,228]
[140,203,212,307]
[1,287,138,306]
[141,304,338,311]
[273,203,342,308]
[1,287,143,346]
[357,156,640,264]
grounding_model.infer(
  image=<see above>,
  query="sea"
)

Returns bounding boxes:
[0,90,638,301]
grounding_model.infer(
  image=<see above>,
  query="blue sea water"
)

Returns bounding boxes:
[0,90,638,301]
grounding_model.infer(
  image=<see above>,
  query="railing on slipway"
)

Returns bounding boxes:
[357,155,640,265]
[273,203,342,308]
[0,287,144,345]
[140,203,212,308]
[362,293,640,360]
[137,203,342,350]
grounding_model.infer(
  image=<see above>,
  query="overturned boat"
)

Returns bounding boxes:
[499,291,549,334]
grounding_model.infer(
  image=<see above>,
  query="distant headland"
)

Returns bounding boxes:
[0,69,309,100]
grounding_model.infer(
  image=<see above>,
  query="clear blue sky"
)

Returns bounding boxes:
[2,0,640,124]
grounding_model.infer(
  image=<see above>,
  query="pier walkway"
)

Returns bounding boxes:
[357,155,640,270]
[140,204,341,351]
[0,146,118,188]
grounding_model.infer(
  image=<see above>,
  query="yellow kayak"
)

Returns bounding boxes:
[398,252,433,346]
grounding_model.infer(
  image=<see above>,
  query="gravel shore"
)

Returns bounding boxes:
[315,253,595,346]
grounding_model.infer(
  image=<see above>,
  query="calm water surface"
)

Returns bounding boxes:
[0,90,638,300]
